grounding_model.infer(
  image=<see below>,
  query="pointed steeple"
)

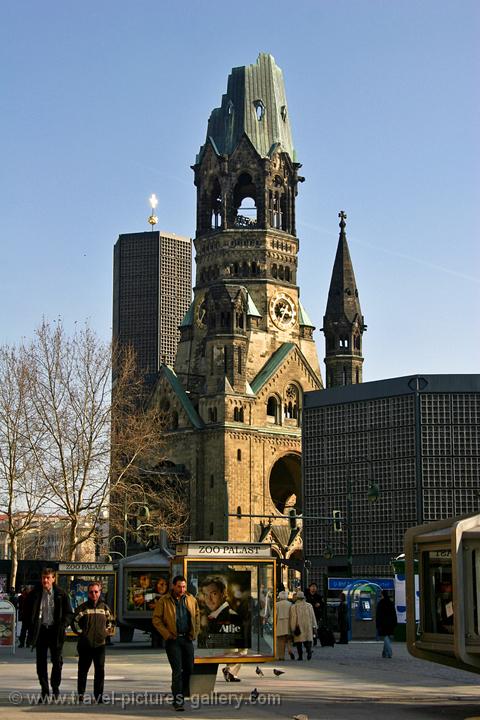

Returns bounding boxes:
[322,212,366,388]
[324,211,363,323]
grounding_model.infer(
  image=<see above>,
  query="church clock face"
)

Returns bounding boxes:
[269,292,297,329]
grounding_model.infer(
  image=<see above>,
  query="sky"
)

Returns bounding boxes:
[1,1,479,382]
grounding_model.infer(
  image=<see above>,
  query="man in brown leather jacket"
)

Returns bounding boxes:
[152,575,200,712]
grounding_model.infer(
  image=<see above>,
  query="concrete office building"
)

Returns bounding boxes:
[113,230,192,374]
[302,374,480,583]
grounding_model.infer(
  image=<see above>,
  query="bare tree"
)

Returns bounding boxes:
[0,320,188,567]
[0,345,49,587]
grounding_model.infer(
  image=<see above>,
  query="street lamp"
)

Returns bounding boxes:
[332,471,380,577]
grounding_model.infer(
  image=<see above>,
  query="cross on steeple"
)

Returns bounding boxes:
[338,210,347,232]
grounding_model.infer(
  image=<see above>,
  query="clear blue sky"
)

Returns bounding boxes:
[1,1,479,382]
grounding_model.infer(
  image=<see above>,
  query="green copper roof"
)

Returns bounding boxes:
[298,301,315,328]
[160,365,204,429]
[179,302,194,327]
[251,342,295,394]
[198,53,296,163]
[246,291,261,317]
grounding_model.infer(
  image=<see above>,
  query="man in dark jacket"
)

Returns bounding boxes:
[24,568,73,700]
[305,583,325,645]
[376,590,397,658]
[72,581,115,702]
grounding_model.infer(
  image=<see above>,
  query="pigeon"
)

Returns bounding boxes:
[273,668,285,676]
[293,715,308,720]
[255,665,264,676]
[251,688,259,702]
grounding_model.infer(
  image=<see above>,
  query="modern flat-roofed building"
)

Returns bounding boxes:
[302,374,480,583]
[113,230,192,375]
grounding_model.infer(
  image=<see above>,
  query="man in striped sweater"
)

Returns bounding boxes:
[72,581,115,702]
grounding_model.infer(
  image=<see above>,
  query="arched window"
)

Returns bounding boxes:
[237,347,242,374]
[254,99,265,121]
[236,506,242,518]
[233,173,257,227]
[343,366,347,385]
[284,384,301,422]
[355,367,360,383]
[239,407,244,422]
[234,407,239,421]
[210,474,214,488]
[209,522,214,536]
[237,449,242,461]
[210,178,222,229]
[284,266,290,282]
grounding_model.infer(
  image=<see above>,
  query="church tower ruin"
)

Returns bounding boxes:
[153,54,322,555]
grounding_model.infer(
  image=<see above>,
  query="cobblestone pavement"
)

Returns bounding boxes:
[0,640,479,719]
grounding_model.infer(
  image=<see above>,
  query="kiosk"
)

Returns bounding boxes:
[172,541,276,693]
[405,513,480,674]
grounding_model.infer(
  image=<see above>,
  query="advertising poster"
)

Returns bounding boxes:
[0,602,15,647]
[197,570,251,649]
[69,578,90,611]
[65,576,115,613]
[126,571,170,612]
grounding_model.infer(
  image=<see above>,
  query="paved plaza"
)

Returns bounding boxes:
[0,639,479,719]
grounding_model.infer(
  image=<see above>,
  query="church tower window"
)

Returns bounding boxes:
[234,173,257,227]
[210,178,222,229]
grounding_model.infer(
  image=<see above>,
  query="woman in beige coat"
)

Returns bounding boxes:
[289,590,317,660]
[275,591,295,660]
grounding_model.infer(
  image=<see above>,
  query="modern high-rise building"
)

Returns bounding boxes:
[302,374,480,585]
[113,230,192,374]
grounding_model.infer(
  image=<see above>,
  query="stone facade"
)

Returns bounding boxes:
[152,55,323,560]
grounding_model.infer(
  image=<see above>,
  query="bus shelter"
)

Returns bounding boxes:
[171,540,275,690]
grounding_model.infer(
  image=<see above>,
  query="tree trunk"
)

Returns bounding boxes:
[9,533,18,590]
[68,518,78,561]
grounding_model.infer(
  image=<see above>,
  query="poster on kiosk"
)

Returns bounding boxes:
[172,541,276,664]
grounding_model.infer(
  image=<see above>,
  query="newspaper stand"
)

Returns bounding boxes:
[0,599,16,655]
[405,513,480,674]
[172,541,276,693]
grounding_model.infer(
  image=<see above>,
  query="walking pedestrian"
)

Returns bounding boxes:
[17,586,30,647]
[275,590,294,660]
[305,583,325,646]
[376,590,397,658]
[337,592,349,644]
[152,575,200,711]
[72,581,115,702]
[289,590,317,660]
[24,568,73,701]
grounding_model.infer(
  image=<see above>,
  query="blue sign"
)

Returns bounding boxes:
[328,577,394,591]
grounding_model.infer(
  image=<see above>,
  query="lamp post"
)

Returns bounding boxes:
[333,470,380,577]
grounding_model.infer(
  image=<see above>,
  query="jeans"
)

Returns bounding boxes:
[165,636,194,707]
[35,626,64,695]
[382,635,393,658]
[77,642,106,699]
